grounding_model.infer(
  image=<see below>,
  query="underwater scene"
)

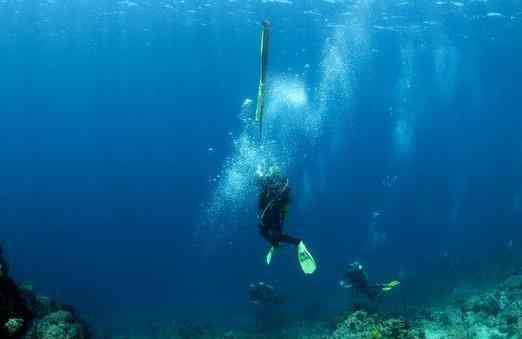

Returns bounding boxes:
[1,0,522,338]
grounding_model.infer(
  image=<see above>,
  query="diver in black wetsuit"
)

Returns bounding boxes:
[257,167,300,247]
[249,282,286,306]
[340,262,400,302]
[0,245,33,338]
[255,166,316,274]
[248,281,287,330]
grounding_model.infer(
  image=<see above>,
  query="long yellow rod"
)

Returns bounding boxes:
[255,20,271,137]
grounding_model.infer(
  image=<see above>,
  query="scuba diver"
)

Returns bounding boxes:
[0,245,33,338]
[340,261,400,302]
[249,282,286,306]
[256,166,316,274]
[248,281,288,330]
[252,22,315,274]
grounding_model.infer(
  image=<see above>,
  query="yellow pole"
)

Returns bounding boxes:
[255,20,271,137]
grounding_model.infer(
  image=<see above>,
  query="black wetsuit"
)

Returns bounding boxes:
[344,264,383,301]
[249,282,285,305]
[258,176,300,247]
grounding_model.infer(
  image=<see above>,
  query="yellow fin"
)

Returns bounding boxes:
[297,242,317,274]
[382,280,400,292]
[266,246,275,265]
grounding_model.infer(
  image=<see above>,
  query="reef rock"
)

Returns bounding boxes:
[24,310,87,339]
[330,311,423,339]
[1,245,89,339]
[502,274,522,291]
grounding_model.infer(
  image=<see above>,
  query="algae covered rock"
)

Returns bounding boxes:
[19,286,61,319]
[5,318,25,335]
[0,253,34,338]
[381,318,422,339]
[17,283,91,339]
[330,311,423,339]
[462,293,501,316]
[330,310,375,339]
[24,310,87,339]
[1,244,89,339]
[502,275,522,291]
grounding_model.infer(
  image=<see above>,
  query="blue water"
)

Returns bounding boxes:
[1,0,521,334]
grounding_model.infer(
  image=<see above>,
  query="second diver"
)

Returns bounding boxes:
[340,262,400,301]
[256,166,316,274]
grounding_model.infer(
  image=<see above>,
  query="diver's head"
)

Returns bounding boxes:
[345,262,368,287]
[255,165,284,186]
[348,262,364,274]
[267,166,281,178]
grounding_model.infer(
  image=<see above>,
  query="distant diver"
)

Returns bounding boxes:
[249,282,285,306]
[340,262,400,301]
[256,165,316,274]
[255,20,271,137]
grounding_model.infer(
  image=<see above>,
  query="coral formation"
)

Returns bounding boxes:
[417,273,522,339]
[125,272,522,339]
[0,247,34,338]
[330,311,421,339]
[0,246,89,339]
[20,288,90,339]
[24,310,88,339]
[4,238,522,339]
[5,318,25,335]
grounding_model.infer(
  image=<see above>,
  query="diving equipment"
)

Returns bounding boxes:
[266,246,276,265]
[297,241,317,274]
[382,280,400,292]
[255,20,271,136]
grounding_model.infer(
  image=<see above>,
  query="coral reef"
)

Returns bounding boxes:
[0,246,89,339]
[5,318,25,335]
[119,271,522,339]
[330,311,421,339]
[1,247,34,338]
[4,237,522,339]
[20,287,90,339]
[417,273,522,339]
[24,310,88,339]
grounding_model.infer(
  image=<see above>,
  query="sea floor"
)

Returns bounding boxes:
[108,271,522,339]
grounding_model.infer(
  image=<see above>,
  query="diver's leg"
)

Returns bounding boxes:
[279,234,301,246]
[367,286,382,301]
[259,224,279,247]
[272,222,300,246]
[274,217,300,245]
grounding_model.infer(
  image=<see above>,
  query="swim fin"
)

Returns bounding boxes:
[266,246,276,265]
[297,241,316,274]
[382,280,400,292]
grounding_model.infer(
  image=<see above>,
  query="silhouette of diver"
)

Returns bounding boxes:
[256,166,316,274]
[249,282,285,306]
[340,262,400,301]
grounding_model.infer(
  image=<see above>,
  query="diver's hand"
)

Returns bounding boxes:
[339,280,352,289]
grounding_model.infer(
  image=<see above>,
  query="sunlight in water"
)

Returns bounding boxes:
[198,78,312,241]
[393,119,414,157]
